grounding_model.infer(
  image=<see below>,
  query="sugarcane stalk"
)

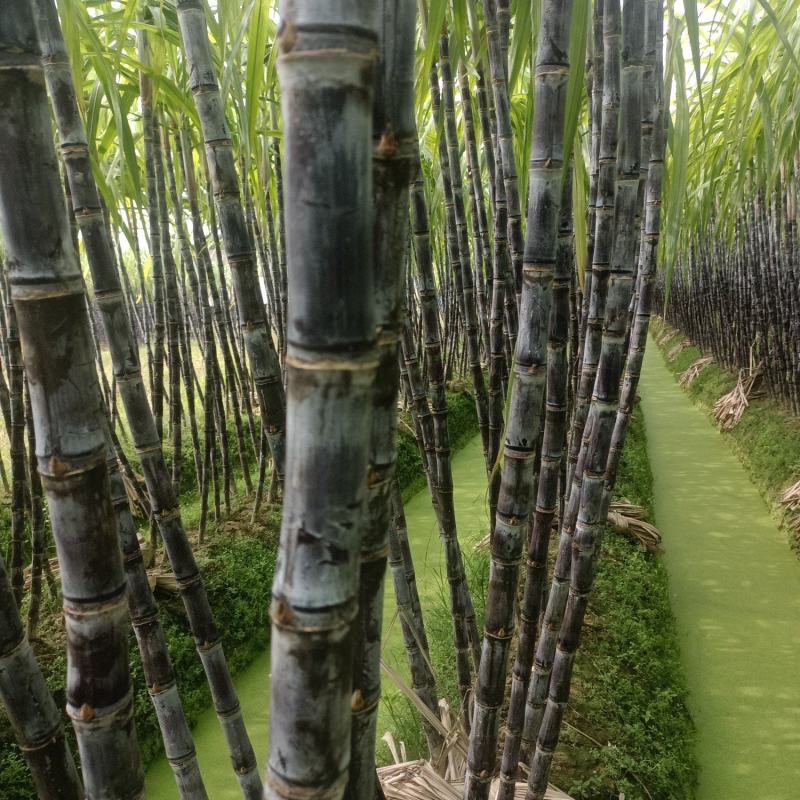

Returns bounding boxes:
[439,34,492,479]
[25,380,47,638]
[411,174,477,719]
[525,3,645,795]
[347,2,417,795]
[152,112,186,493]
[139,27,167,445]
[4,285,27,607]
[162,127,203,487]
[495,167,574,800]
[481,0,525,302]
[0,6,145,793]
[0,550,84,799]
[32,2,263,794]
[521,0,624,760]
[266,5,378,799]
[464,3,574,798]
[387,480,444,760]
[176,0,286,483]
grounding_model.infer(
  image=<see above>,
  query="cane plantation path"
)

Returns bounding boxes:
[145,436,490,796]
[639,341,800,799]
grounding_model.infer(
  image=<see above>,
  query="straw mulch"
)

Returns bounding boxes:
[606,501,662,550]
[379,669,576,800]
[22,537,177,592]
[473,501,661,552]
[780,480,800,541]
[678,355,714,387]
[712,366,763,431]
[377,759,575,800]
[780,480,800,513]
[667,338,692,362]
[121,467,151,518]
[655,323,677,347]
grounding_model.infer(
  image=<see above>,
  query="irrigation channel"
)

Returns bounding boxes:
[640,340,800,799]
[146,436,490,796]
[146,345,800,798]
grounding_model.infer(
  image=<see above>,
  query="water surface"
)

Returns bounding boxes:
[145,435,490,796]
[640,341,800,799]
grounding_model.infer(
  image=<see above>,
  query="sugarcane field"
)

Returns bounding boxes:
[1,0,800,798]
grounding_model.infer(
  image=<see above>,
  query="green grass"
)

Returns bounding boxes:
[652,318,800,539]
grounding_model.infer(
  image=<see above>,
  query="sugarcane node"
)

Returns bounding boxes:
[19,729,61,753]
[367,463,382,487]
[79,703,95,722]
[377,126,398,158]
[360,49,378,84]
[74,204,101,220]
[273,596,294,626]
[351,688,365,712]
[278,20,297,54]
[47,455,69,478]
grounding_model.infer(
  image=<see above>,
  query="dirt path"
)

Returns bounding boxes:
[639,340,800,799]
[145,435,489,796]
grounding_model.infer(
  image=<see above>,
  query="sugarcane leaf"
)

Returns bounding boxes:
[754,0,800,74]
[561,0,589,179]
[572,129,589,289]
[682,0,705,121]
[662,35,688,295]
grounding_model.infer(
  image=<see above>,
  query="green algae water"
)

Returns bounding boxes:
[145,435,489,796]
[639,340,800,799]
[143,648,272,797]
[378,434,489,678]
